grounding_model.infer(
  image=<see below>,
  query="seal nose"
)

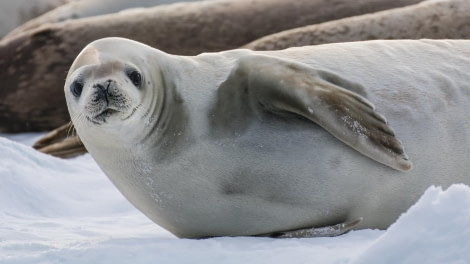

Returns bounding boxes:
[93,80,112,102]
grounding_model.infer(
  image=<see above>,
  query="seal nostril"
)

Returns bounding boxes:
[93,83,108,101]
[94,83,105,91]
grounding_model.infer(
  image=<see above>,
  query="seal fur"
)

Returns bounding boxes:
[243,0,470,50]
[4,0,200,39]
[0,0,70,38]
[65,37,470,238]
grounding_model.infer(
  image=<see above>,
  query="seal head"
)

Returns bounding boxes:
[64,39,166,142]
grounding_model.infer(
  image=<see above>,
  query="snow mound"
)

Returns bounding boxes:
[0,137,130,217]
[356,184,470,264]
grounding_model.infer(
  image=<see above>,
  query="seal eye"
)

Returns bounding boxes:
[128,71,142,87]
[71,81,83,97]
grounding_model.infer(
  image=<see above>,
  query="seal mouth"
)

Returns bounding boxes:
[95,109,117,119]
[87,108,118,124]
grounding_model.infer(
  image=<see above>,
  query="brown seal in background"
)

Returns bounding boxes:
[0,0,71,38]
[3,0,200,39]
[243,0,470,51]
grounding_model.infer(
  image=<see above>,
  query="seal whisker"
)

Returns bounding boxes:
[71,112,86,132]
[70,115,79,132]
[66,121,75,138]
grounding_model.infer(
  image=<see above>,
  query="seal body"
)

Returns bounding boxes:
[4,0,200,39]
[65,38,470,238]
[0,0,70,38]
[243,0,469,51]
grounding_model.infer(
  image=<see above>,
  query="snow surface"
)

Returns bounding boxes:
[1,134,469,263]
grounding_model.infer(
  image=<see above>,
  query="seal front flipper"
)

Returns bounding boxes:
[218,54,412,172]
[261,217,363,238]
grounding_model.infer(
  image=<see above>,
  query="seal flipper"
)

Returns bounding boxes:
[261,217,363,238]
[33,123,87,158]
[219,54,412,172]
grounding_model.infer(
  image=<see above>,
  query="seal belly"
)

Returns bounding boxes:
[142,114,360,237]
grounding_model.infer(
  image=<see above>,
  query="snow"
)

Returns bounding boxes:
[1,134,469,263]
[356,184,470,264]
